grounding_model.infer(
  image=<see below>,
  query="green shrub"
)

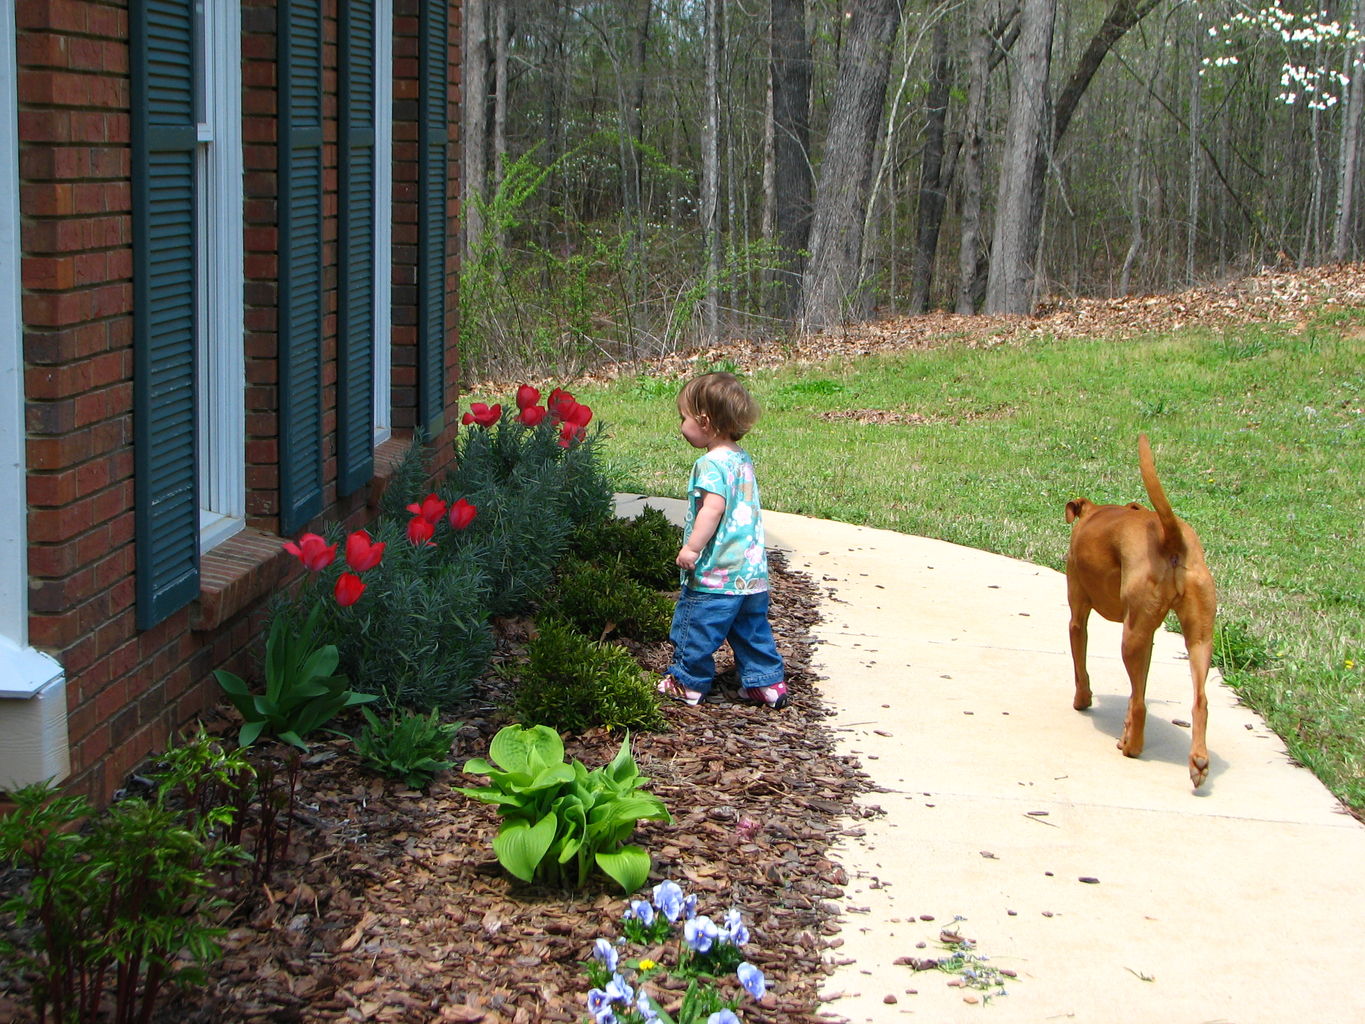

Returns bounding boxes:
[440,402,615,617]
[456,724,671,892]
[549,557,674,642]
[506,617,669,734]
[569,504,682,590]
[0,781,241,1024]
[354,706,461,790]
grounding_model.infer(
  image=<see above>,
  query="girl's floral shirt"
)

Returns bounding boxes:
[683,447,769,594]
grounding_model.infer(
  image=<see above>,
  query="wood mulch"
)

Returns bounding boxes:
[1,553,880,1024]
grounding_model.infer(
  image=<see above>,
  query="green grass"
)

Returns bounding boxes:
[470,320,1365,812]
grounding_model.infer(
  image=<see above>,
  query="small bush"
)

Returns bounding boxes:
[0,780,240,1024]
[569,504,682,590]
[506,617,669,734]
[354,706,461,790]
[550,557,674,642]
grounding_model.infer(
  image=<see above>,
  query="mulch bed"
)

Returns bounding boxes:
[1,553,881,1024]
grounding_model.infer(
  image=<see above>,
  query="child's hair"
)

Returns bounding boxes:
[676,372,760,441]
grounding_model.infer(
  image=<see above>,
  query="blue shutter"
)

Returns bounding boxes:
[131,0,199,629]
[418,1,448,435]
[279,0,324,535]
[339,0,377,496]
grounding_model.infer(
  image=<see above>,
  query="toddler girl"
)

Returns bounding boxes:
[656,372,787,708]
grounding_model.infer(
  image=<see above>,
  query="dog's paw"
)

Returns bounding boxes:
[1189,754,1210,788]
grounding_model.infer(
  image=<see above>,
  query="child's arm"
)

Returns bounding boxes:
[677,490,726,570]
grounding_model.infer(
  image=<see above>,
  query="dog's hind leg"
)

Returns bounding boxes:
[1176,583,1216,788]
[1117,615,1156,758]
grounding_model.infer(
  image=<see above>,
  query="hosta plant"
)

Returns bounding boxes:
[456,724,670,892]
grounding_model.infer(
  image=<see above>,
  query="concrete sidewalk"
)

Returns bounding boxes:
[615,495,1365,1024]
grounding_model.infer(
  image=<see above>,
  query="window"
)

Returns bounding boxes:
[195,0,245,551]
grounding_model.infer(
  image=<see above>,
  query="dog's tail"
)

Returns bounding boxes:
[1138,434,1182,555]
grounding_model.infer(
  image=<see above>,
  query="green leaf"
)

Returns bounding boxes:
[238,720,265,748]
[492,813,557,882]
[488,724,565,774]
[595,844,651,893]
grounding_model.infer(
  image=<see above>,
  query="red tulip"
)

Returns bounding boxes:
[563,400,592,428]
[558,421,587,448]
[448,497,478,531]
[547,388,576,422]
[461,402,502,427]
[345,530,385,572]
[517,404,547,426]
[406,492,448,524]
[516,384,540,411]
[406,516,435,547]
[283,532,336,572]
[335,571,366,607]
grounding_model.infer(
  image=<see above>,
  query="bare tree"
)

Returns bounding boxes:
[770,0,812,316]
[702,0,723,340]
[909,20,953,312]
[985,0,1054,314]
[1334,0,1365,261]
[461,0,489,259]
[799,0,904,330]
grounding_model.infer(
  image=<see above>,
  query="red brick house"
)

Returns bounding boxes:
[0,0,463,802]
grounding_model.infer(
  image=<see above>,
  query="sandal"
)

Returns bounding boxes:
[657,675,703,707]
[736,681,789,709]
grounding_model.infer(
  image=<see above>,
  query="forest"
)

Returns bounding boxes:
[458,1,1365,375]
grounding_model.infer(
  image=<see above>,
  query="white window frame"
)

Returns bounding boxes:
[0,0,28,650]
[373,2,393,444]
[196,0,245,552]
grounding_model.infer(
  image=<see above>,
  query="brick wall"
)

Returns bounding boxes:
[17,0,462,805]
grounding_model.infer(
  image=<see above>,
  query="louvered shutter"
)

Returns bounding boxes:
[338,0,377,497]
[418,1,448,436]
[131,0,199,629]
[279,0,324,535]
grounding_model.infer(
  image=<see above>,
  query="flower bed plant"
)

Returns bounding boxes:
[456,724,671,892]
[0,775,242,1024]
[504,616,668,734]
[583,880,769,1023]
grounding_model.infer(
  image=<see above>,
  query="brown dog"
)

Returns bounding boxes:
[1064,435,1216,787]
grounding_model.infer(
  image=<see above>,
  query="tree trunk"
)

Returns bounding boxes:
[770,0,812,317]
[623,0,651,251]
[799,0,903,330]
[1333,0,1365,261]
[984,0,1054,314]
[702,0,722,340]
[909,22,951,313]
[461,0,489,260]
[956,0,1004,314]
[491,0,508,250]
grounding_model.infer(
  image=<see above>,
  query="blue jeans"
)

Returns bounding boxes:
[668,587,785,695]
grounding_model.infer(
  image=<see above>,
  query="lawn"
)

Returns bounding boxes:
[507,316,1365,813]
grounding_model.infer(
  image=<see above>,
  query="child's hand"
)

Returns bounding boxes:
[676,546,700,571]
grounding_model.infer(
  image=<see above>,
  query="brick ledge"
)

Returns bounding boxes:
[190,436,414,632]
[191,528,290,632]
